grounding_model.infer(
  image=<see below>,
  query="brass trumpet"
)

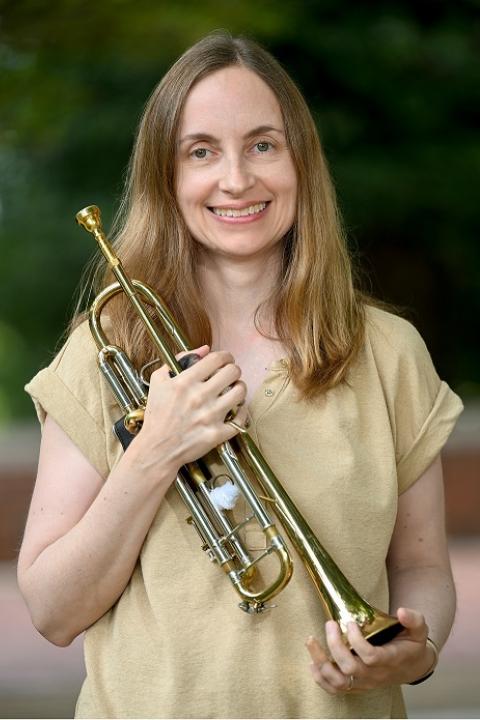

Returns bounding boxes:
[76,204,402,644]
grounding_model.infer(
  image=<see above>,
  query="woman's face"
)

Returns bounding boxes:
[176,66,297,262]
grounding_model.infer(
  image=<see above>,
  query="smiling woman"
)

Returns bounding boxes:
[96,32,362,403]
[18,31,462,720]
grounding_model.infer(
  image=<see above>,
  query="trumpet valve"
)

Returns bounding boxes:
[124,409,144,435]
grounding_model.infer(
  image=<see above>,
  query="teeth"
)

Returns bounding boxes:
[211,202,267,218]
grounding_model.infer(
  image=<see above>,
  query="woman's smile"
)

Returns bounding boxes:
[208,201,270,223]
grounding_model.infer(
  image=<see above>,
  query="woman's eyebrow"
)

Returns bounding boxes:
[179,125,284,146]
[179,132,217,146]
[244,124,284,139]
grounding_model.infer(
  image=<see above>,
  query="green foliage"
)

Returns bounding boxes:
[1,0,479,421]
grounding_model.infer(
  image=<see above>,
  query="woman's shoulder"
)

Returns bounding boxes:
[41,318,100,382]
[364,304,421,344]
[25,317,103,419]
[59,316,96,351]
[25,318,111,478]
[363,304,428,361]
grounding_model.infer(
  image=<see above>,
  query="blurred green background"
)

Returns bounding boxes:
[1,0,479,423]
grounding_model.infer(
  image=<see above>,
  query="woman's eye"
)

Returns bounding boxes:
[254,141,272,153]
[191,147,210,159]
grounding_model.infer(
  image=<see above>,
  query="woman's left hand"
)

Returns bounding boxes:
[306,607,436,694]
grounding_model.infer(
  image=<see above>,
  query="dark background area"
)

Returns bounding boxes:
[0,0,479,421]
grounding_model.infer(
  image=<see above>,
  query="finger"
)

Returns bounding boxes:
[226,406,250,435]
[204,362,242,395]
[183,350,235,382]
[307,637,358,695]
[396,607,428,641]
[231,404,250,428]
[305,636,329,665]
[222,410,251,442]
[306,638,340,695]
[309,662,342,695]
[220,378,246,404]
[213,380,247,416]
[149,362,173,384]
[310,660,365,696]
[150,346,210,383]
[325,621,359,675]
[346,622,386,667]
[320,660,354,693]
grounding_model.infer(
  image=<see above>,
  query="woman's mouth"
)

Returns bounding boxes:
[208,201,270,223]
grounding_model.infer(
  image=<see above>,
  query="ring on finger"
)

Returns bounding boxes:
[346,674,355,692]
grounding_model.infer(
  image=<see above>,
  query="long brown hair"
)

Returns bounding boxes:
[83,31,368,399]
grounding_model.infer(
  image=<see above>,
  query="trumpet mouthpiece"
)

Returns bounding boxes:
[76,205,101,233]
[75,203,118,265]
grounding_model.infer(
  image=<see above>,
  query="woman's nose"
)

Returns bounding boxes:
[218,156,255,196]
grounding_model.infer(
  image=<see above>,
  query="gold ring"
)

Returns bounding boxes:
[346,674,354,692]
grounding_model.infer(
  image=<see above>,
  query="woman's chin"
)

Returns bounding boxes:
[196,230,285,261]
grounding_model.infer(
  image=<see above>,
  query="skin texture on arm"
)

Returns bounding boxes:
[386,453,455,649]
[17,347,247,646]
[306,454,455,693]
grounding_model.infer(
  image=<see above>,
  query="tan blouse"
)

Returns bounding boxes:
[25,306,463,719]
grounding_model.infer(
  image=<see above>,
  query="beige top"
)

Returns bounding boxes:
[25,306,463,719]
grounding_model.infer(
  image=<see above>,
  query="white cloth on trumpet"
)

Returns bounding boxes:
[209,480,241,511]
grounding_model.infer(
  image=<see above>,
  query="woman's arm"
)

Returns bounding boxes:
[386,453,455,649]
[18,348,246,647]
[307,453,456,693]
[17,414,176,647]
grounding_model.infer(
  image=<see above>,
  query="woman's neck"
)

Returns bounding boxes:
[197,248,282,346]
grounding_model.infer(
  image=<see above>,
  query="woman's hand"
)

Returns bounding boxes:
[128,345,248,478]
[306,607,436,694]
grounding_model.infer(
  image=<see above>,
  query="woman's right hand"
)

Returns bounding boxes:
[129,345,248,478]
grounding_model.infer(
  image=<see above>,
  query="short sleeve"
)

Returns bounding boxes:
[366,308,464,494]
[25,321,110,479]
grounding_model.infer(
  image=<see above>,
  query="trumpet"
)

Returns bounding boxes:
[76,205,402,644]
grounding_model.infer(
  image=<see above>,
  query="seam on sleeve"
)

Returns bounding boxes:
[25,367,109,479]
[397,382,463,494]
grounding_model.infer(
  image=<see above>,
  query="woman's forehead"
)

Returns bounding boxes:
[179,66,284,137]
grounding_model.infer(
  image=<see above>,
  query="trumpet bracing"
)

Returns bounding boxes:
[76,204,402,644]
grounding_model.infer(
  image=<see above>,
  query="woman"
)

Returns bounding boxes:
[18,32,463,718]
